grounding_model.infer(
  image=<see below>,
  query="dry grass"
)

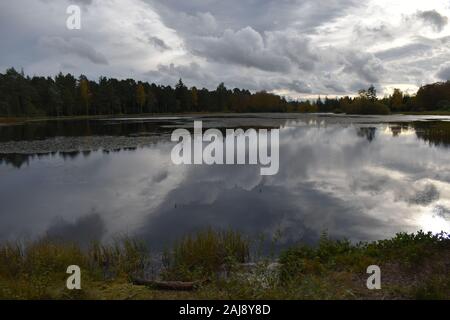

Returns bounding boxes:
[162,228,250,281]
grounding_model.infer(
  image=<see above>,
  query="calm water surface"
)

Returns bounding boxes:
[1,113,450,248]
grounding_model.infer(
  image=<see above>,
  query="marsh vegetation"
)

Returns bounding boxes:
[0,229,448,300]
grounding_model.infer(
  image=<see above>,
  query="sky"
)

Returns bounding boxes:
[1,0,450,99]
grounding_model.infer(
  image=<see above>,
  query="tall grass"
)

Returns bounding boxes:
[0,236,150,299]
[88,237,150,279]
[162,228,250,281]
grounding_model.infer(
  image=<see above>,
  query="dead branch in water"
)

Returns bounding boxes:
[130,277,208,291]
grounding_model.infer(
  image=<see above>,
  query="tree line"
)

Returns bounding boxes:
[1,68,450,117]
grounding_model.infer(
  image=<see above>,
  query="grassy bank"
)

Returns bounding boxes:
[0,230,449,300]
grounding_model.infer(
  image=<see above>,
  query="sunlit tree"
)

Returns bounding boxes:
[191,86,198,110]
[390,88,403,111]
[79,77,91,116]
[136,83,146,114]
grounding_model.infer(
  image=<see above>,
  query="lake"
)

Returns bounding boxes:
[1,113,450,249]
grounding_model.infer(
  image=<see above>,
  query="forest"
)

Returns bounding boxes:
[1,68,450,117]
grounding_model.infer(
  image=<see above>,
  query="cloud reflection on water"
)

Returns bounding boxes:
[0,116,449,248]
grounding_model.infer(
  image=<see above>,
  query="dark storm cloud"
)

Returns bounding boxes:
[146,0,361,34]
[190,27,292,73]
[267,32,318,72]
[146,62,215,87]
[417,10,448,32]
[437,63,450,80]
[408,184,440,206]
[287,80,313,94]
[343,52,384,84]
[375,43,432,61]
[74,0,93,4]
[40,36,109,65]
[40,0,93,5]
[353,24,393,42]
[148,36,171,51]
[322,80,348,94]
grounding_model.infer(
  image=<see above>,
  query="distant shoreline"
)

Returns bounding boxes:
[2,111,450,126]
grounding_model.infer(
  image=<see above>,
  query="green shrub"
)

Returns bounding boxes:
[279,231,449,283]
[345,99,391,115]
[364,231,449,266]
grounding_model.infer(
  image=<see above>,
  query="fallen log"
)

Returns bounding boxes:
[131,277,206,291]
